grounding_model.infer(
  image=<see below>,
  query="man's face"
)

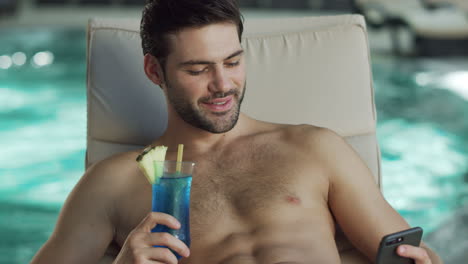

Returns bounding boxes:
[162,23,246,133]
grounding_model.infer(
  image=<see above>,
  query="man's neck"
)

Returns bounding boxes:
[155,113,251,156]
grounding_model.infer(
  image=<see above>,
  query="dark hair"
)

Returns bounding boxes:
[140,0,244,69]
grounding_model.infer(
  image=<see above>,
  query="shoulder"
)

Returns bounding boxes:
[278,124,345,152]
[276,125,377,189]
[247,122,345,151]
[71,149,150,222]
[86,151,141,178]
[74,150,148,212]
[250,123,347,161]
[287,125,374,184]
[83,150,147,194]
[276,124,360,172]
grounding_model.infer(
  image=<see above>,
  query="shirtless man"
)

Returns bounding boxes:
[31,0,443,263]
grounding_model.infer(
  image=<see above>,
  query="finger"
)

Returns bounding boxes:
[145,232,190,258]
[150,247,179,264]
[136,212,181,232]
[136,247,179,264]
[397,245,431,264]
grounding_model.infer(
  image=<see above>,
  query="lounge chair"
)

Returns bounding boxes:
[86,14,379,264]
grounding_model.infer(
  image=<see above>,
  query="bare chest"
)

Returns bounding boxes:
[116,147,330,247]
[189,156,329,235]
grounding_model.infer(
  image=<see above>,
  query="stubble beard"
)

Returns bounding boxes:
[166,81,246,134]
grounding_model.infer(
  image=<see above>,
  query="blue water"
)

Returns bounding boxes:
[152,176,192,259]
[0,27,87,264]
[372,56,468,233]
[0,28,467,263]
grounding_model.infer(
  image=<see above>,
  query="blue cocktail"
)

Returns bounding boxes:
[151,161,194,259]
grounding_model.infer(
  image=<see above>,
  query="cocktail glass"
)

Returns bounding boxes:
[151,161,195,259]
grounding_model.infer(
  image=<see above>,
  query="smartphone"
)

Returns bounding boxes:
[375,227,423,264]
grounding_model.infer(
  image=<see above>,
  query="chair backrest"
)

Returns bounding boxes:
[86,15,379,264]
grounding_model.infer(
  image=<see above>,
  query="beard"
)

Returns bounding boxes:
[165,81,246,134]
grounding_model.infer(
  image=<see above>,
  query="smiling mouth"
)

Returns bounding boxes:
[211,101,228,105]
[201,96,234,112]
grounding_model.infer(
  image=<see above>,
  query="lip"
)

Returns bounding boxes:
[201,96,234,112]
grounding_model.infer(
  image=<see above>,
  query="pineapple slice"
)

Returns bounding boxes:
[136,145,168,184]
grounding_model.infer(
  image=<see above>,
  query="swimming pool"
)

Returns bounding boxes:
[1,27,467,263]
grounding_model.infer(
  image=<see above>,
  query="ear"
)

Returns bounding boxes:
[143,54,166,88]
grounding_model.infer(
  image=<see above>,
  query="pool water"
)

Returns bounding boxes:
[373,56,468,232]
[1,28,467,263]
[0,28,87,264]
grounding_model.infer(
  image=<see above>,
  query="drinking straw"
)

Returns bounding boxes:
[176,144,184,173]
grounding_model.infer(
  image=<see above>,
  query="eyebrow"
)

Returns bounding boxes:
[179,49,244,67]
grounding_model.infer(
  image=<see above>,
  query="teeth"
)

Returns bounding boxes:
[212,101,226,105]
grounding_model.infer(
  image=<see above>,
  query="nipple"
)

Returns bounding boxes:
[285,195,301,205]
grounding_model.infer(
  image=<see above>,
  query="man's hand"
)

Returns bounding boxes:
[397,245,431,264]
[113,212,190,264]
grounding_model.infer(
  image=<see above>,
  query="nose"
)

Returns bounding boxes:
[208,66,233,94]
